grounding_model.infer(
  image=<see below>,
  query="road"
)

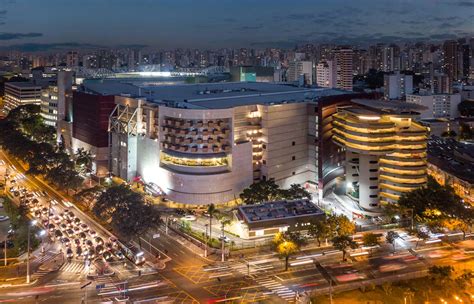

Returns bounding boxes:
[0,149,473,304]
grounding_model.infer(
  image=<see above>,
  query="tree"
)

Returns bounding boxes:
[75,148,93,174]
[362,233,379,247]
[332,235,357,261]
[414,229,429,249]
[239,179,282,204]
[386,231,399,251]
[282,184,311,200]
[273,231,306,271]
[207,203,218,244]
[328,214,355,237]
[429,265,454,285]
[398,177,473,234]
[94,185,162,240]
[308,220,331,247]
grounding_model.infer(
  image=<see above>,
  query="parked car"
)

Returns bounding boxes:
[94,236,104,246]
[114,250,125,260]
[181,215,196,221]
[0,215,9,222]
[66,248,74,259]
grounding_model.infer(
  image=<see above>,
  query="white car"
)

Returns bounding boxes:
[181,215,196,221]
[0,215,9,222]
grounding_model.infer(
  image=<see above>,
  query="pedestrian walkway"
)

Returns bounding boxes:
[59,261,86,274]
[256,277,296,302]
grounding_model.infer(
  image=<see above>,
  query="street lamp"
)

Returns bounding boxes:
[26,220,38,284]
[204,224,208,258]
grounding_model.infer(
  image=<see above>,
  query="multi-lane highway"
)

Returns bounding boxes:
[0,148,473,304]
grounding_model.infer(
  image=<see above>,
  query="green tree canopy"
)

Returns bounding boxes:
[240,179,311,205]
[332,235,357,261]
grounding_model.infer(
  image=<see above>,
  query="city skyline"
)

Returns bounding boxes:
[0,0,473,51]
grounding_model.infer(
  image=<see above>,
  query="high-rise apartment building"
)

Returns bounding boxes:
[332,100,428,210]
[443,40,460,81]
[383,72,413,100]
[66,51,79,68]
[382,44,400,72]
[334,48,353,91]
[287,60,313,85]
[316,60,336,88]
[431,73,452,94]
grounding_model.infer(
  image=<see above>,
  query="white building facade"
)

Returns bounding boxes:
[406,94,461,119]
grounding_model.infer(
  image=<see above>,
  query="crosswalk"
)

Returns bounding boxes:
[59,261,86,274]
[256,277,296,302]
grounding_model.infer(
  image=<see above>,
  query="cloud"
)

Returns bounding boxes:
[236,25,263,31]
[452,1,474,6]
[429,33,458,39]
[0,42,101,52]
[404,20,424,25]
[0,32,42,40]
[0,10,6,15]
[286,13,315,20]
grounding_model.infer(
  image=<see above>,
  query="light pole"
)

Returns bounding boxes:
[26,219,38,284]
[4,235,7,266]
[204,224,208,258]
[221,222,225,262]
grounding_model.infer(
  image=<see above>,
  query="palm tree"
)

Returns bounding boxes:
[207,203,217,244]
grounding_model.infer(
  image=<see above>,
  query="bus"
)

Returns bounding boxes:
[122,243,145,266]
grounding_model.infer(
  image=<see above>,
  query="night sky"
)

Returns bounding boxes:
[0,0,473,50]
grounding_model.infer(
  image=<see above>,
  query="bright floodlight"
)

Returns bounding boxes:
[38,230,46,236]
[136,251,144,257]
[31,219,38,226]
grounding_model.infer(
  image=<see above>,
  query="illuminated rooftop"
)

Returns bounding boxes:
[81,81,348,109]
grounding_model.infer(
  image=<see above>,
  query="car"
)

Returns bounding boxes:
[54,230,63,240]
[75,246,83,258]
[41,207,49,215]
[61,237,71,247]
[65,219,73,228]
[73,217,81,226]
[88,230,97,237]
[114,250,125,260]
[0,215,9,222]
[103,251,113,262]
[13,191,19,197]
[66,248,74,259]
[66,229,75,237]
[42,219,49,226]
[220,236,230,243]
[60,223,68,231]
[34,210,41,218]
[85,240,94,248]
[74,238,81,247]
[96,245,105,255]
[73,226,81,234]
[87,248,96,260]
[79,232,87,241]
[59,212,67,219]
[181,215,196,221]
[105,242,113,251]
[67,211,75,220]
[53,216,61,224]
[80,224,89,232]
[48,223,55,232]
[94,237,104,246]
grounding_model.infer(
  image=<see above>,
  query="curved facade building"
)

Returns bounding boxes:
[106,82,350,205]
[332,105,428,210]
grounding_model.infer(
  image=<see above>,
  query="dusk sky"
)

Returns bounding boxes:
[0,0,473,50]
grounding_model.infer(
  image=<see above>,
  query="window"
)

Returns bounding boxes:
[369,160,378,164]
[292,141,296,146]
[292,172,296,175]
[369,177,378,181]
[369,186,378,189]
[262,175,267,181]
[351,166,356,169]
[370,203,378,207]
[369,195,378,198]
[262,160,266,165]
[262,144,266,149]
[369,169,378,172]
[352,174,359,177]
[292,156,296,161]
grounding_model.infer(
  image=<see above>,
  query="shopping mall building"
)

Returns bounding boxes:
[76,81,427,208]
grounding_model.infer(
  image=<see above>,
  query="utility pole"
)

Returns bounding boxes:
[26,220,37,284]
[329,279,333,304]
